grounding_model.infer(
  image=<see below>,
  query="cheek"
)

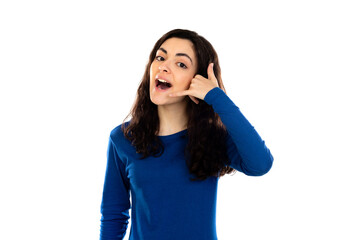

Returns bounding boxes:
[184,74,195,88]
[150,60,158,73]
[149,64,156,83]
[185,78,192,88]
[181,75,193,88]
[176,77,192,90]
[149,63,154,76]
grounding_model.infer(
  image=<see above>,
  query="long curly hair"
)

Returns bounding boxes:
[121,29,236,181]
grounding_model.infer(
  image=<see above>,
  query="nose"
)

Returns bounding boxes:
[158,62,170,73]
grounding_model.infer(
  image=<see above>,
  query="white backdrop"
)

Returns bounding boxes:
[1,0,359,239]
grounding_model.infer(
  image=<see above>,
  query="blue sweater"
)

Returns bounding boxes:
[100,87,273,240]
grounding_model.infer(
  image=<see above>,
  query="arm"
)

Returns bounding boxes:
[168,63,273,175]
[204,87,274,176]
[100,136,131,239]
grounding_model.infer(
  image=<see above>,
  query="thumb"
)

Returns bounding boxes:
[207,63,216,80]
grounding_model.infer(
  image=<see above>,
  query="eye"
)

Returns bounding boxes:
[155,56,164,61]
[177,62,187,69]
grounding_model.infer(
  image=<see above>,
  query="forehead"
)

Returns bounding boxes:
[158,37,196,56]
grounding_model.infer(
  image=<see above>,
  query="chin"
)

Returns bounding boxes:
[150,98,171,106]
[149,88,169,105]
[153,97,188,107]
[150,94,165,106]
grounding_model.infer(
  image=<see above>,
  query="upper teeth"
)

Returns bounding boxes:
[158,79,168,83]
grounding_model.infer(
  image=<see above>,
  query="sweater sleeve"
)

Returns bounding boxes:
[100,136,131,239]
[204,87,274,176]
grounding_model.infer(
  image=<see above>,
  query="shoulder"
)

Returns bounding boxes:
[110,121,130,138]
[109,121,132,149]
[107,120,137,162]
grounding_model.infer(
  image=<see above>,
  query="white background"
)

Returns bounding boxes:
[1,0,359,239]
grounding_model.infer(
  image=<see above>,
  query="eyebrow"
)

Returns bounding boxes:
[159,47,193,65]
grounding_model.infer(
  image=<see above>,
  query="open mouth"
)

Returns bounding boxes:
[156,79,172,90]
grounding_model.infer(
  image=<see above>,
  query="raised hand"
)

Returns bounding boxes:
[169,63,219,104]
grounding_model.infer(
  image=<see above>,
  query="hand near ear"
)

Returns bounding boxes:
[169,63,219,104]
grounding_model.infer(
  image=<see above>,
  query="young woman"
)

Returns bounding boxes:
[100,29,273,240]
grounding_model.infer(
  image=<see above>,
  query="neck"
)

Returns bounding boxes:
[157,101,188,136]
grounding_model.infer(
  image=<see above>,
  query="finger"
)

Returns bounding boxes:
[189,95,199,104]
[193,75,206,81]
[207,63,216,80]
[168,90,190,97]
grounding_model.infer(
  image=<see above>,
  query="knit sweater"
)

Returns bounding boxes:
[100,87,273,240]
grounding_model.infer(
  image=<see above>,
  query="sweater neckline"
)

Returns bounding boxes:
[157,129,188,141]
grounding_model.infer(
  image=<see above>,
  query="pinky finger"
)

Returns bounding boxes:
[189,96,199,104]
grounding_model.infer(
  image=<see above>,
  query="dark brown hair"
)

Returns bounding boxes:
[121,29,236,181]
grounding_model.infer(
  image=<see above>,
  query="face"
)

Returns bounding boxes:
[149,37,198,106]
